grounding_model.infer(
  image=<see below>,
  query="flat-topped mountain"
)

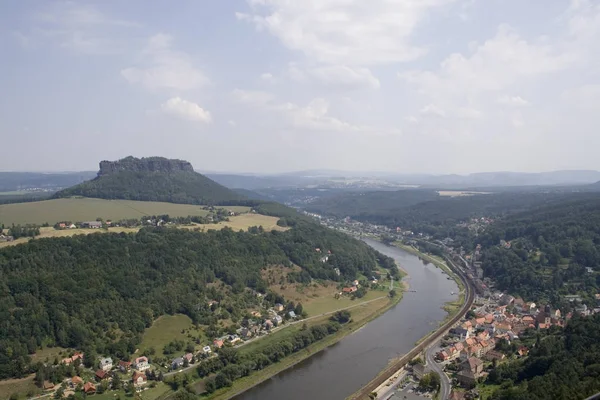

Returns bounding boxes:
[54,156,246,205]
[98,156,194,175]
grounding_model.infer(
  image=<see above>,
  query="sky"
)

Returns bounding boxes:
[1,0,599,174]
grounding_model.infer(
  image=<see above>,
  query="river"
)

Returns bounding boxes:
[235,239,459,400]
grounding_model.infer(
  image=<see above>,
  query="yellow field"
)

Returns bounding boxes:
[0,198,244,226]
[0,213,284,249]
[192,213,287,232]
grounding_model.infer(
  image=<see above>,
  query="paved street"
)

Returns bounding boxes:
[425,343,451,400]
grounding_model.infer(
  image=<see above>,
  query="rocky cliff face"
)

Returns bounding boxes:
[98,156,194,176]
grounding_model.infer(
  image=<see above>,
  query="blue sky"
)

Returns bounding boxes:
[1,0,599,173]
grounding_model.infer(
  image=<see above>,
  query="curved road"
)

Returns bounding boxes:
[425,344,451,400]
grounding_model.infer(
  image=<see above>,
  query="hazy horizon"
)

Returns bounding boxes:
[1,1,599,173]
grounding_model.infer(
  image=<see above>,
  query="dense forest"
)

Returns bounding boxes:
[486,314,600,400]
[0,219,395,379]
[53,157,249,205]
[479,194,600,302]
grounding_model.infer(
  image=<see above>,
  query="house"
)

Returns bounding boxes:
[484,350,506,361]
[202,346,212,354]
[213,339,224,348]
[58,223,67,229]
[352,280,360,287]
[68,223,77,229]
[71,376,84,387]
[274,315,283,325]
[132,371,147,387]
[99,357,113,371]
[134,356,150,371]
[62,352,84,365]
[95,370,108,381]
[43,381,55,390]
[342,287,357,294]
[288,311,297,319]
[172,358,184,370]
[449,390,466,400]
[456,369,477,388]
[83,382,96,394]
[228,334,241,344]
[83,221,103,229]
[274,303,285,312]
[251,311,262,318]
[264,319,274,330]
[240,328,252,339]
[184,353,194,363]
[119,360,132,372]
[457,357,484,387]
[517,347,529,357]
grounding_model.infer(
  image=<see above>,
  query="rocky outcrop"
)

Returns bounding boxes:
[98,157,194,176]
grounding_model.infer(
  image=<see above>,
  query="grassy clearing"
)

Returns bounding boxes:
[303,290,386,316]
[0,198,229,226]
[139,315,195,358]
[30,346,69,364]
[0,375,39,400]
[92,384,172,400]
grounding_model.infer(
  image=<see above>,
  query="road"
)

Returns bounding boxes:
[425,344,451,400]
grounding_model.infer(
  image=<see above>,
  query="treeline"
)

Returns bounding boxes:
[0,219,394,379]
[479,194,600,301]
[486,314,600,400]
[0,223,41,239]
[188,319,347,394]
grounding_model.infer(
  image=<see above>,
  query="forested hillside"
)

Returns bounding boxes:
[479,194,600,302]
[305,189,575,235]
[54,157,247,205]
[0,219,395,379]
[487,314,600,400]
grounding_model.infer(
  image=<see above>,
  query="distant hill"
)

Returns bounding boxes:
[0,171,96,192]
[54,156,247,205]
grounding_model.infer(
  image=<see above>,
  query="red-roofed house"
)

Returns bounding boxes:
[132,371,147,387]
[119,360,132,372]
[83,382,96,394]
[95,370,108,381]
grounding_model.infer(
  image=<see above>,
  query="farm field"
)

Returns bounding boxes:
[0,197,252,226]
[192,213,286,232]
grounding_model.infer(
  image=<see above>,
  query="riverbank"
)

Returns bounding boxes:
[205,292,404,400]
[347,242,473,400]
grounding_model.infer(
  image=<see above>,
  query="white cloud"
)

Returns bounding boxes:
[233,89,373,133]
[237,0,457,65]
[228,120,237,127]
[29,3,139,54]
[420,104,446,117]
[260,72,275,82]
[293,65,380,90]
[122,34,209,91]
[497,95,530,107]
[160,97,212,123]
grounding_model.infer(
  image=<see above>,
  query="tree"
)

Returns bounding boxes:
[389,289,397,298]
[112,373,121,390]
[205,378,216,394]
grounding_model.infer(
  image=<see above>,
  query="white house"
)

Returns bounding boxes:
[134,356,150,371]
[202,346,212,354]
[99,357,113,372]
